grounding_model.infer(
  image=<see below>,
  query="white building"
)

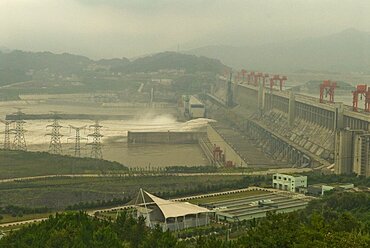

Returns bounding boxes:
[272,173,307,192]
[135,189,211,231]
[189,96,205,118]
[308,183,354,196]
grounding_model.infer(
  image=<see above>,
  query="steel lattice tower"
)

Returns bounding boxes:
[87,120,103,159]
[226,72,234,107]
[0,120,13,150]
[69,125,86,157]
[11,110,27,151]
[46,117,63,155]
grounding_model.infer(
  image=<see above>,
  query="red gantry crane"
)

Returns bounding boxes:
[269,75,287,91]
[319,80,337,103]
[235,71,241,82]
[248,71,255,85]
[255,72,263,86]
[241,69,247,82]
[261,73,269,87]
[352,84,370,112]
[278,75,287,91]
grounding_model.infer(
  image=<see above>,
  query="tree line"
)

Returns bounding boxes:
[2,191,369,247]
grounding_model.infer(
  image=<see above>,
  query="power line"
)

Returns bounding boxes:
[0,119,13,150]
[46,112,63,155]
[11,109,27,151]
[69,125,87,157]
[87,120,103,159]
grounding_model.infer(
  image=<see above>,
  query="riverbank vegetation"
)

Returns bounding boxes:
[0,150,128,179]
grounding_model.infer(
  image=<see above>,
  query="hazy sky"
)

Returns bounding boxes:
[1,0,369,59]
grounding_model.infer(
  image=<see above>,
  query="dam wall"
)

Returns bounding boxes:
[206,124,247,167]
[210,79,370,176]
[127,131,205,144]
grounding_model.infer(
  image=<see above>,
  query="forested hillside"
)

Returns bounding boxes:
[1,191,369,247]
[111,52,227,74]
[0,50,227,86]
[0,150,128,179]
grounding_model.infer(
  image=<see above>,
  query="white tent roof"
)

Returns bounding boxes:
[143,191,210,219]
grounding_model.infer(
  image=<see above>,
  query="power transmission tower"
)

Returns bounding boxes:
[46,114,63,154]
[87,120,103,159]
[226,72,234,107]
[11,109,27,151]
[69,125,87,157]
[0,119,13,150]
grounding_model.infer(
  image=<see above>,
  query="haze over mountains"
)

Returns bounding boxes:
[186,28,370,73]
[0,51,227,86]
[1,27,369,85]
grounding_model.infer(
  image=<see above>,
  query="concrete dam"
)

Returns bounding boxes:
[127,131,205,144]
[207,78,370,177]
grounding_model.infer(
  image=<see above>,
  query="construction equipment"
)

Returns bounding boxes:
[247,71,255,85]
[319,80,337,103]
[352,84,370,112]
[270,75,287,91]
[278,76,287,91]
[261,73,269,87]
[241,69,247,82]
[255,72,263,87]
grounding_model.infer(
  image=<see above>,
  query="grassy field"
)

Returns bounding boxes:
[0,175,245,209]
[0,150,128,179]
[188,190,270,205]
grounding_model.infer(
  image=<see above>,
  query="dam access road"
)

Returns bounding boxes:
[0,167,312,184]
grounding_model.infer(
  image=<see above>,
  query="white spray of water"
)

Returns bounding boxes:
[18,115,215,145]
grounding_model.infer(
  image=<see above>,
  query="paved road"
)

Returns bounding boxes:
[0,217,49,229]
[0,80,33,90]
[0,167,312,184]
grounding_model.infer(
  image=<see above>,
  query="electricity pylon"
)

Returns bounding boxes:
[69,125,87,157]
[11,109,27,151]
[0,119,13,150]
[87,120,103,159]
[46,114,63,155]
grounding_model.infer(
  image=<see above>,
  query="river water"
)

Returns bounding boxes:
[0,101,215,168]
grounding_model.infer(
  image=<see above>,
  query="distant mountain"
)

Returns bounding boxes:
[187,28,370,73]
[96,57,130,67]
[0,50,226,75]
[0,46,11,53]
[291,80,355,94]
[0,50,92,75]
[0,50,228,86]
[111,51,227,74]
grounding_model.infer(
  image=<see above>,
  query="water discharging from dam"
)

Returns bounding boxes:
[22,115,215,168]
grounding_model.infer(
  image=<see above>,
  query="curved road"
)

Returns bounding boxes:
[0,168,312,184]
[0,168,312,230]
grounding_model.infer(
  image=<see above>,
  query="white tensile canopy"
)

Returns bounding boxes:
[143,191,210,219]
[135,189,210,219]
